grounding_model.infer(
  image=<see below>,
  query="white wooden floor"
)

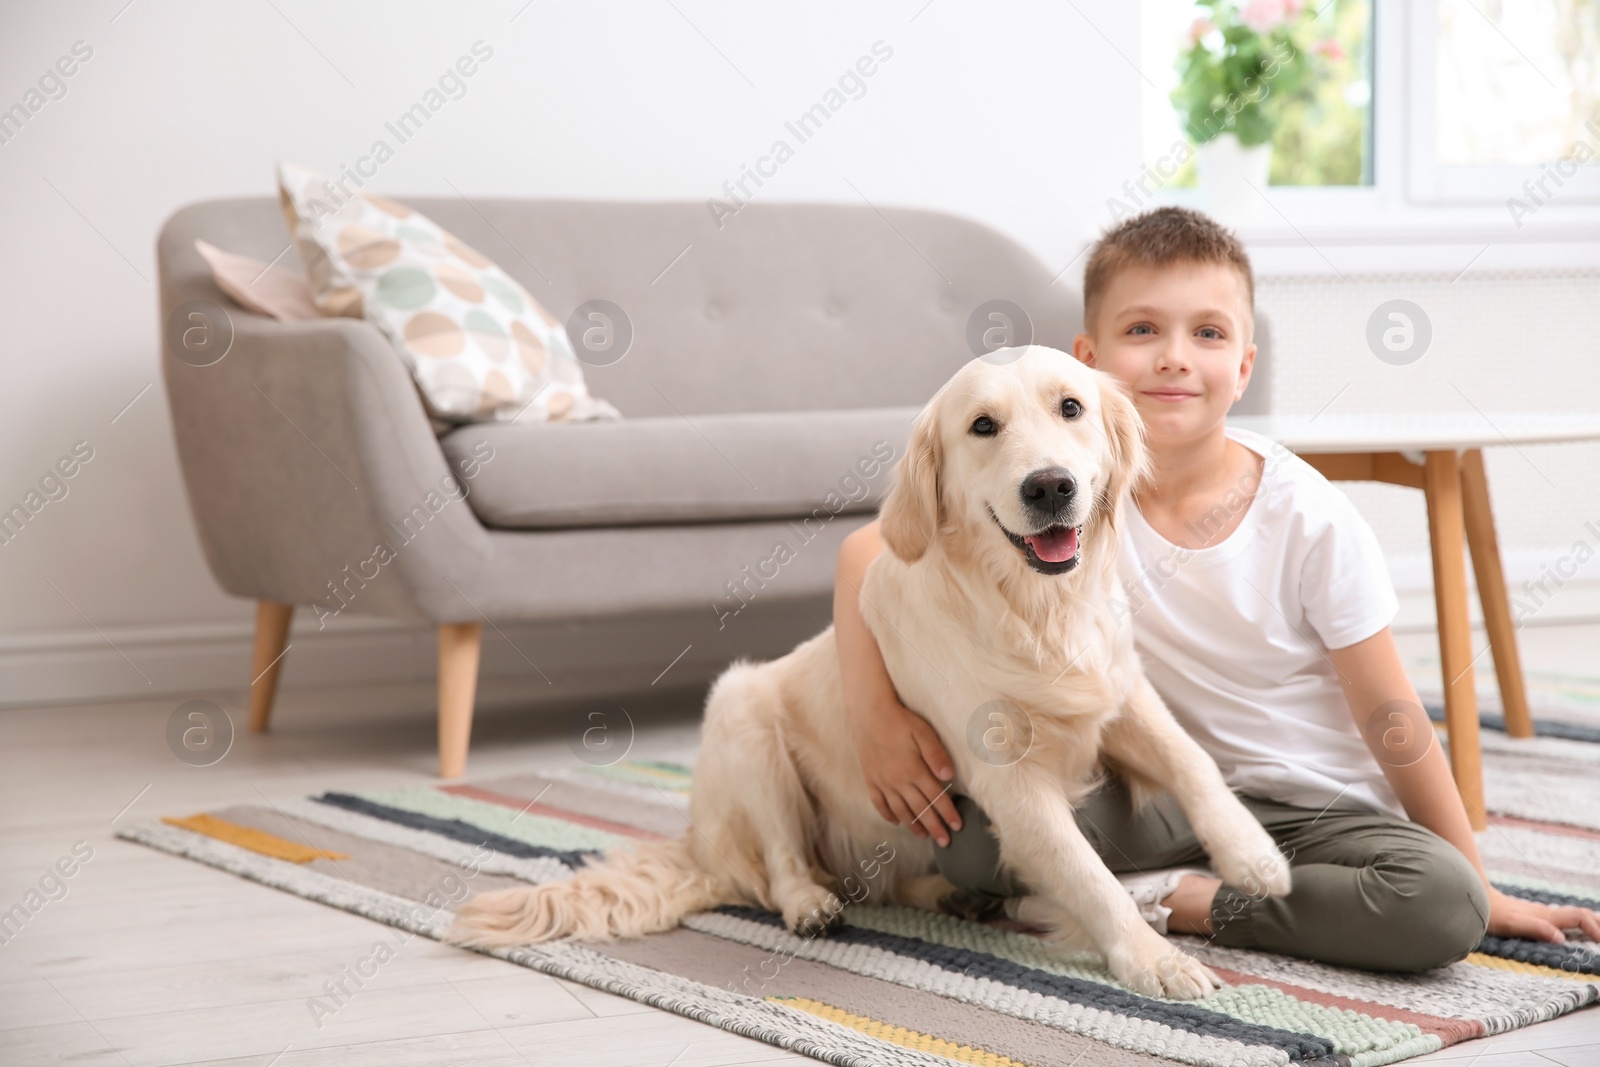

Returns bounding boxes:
[1,625,1597,1066]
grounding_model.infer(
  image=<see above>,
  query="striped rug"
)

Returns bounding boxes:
[1418,665,1600,744]
[116,746,1599,1067]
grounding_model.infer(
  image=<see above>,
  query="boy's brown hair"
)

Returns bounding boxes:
[1082,207,1255,337]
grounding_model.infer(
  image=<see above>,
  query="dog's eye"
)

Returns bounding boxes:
[970,415,998,437]
[1060,397,1083,420]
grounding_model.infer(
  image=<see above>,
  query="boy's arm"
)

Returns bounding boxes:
[1329,626,1600,943]
[835,519,963,845]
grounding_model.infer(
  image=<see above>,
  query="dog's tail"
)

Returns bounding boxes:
[444,835,728,949]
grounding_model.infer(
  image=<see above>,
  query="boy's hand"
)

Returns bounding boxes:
[833,520,962,846]
[1487,885,1600,943]
[848,695,963,846]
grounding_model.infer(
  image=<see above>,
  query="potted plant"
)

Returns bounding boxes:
[1171,0,1331,217]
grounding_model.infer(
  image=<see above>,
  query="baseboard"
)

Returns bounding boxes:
[0,613,414,708]
[1389,551,1600,634]
[0,600,833,710]
[2,565,1595,709]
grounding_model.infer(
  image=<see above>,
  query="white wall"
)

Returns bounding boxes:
[0,1,1143,703]
[4,3,1596,708]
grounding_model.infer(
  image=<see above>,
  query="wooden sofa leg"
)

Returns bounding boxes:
[438,622,483,779]
[248,601,295,732]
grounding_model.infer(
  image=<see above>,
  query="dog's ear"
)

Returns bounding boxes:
[1097,378,1150,530]
[880,407,943,562]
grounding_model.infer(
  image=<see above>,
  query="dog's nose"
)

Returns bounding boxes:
[1020,467,1076,516]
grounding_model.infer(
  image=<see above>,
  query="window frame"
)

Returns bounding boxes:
[1404,0,1600,206]
[1141,0,1600,229]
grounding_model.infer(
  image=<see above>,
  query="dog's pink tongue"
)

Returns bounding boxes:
[1026,526,1078,563]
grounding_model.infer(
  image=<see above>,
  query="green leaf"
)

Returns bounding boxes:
[1233,105,1275,146]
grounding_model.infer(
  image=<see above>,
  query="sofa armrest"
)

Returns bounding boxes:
[161,307,494,622]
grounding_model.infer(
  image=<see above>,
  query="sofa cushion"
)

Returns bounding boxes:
[193,240,321,321]
[275,160,620,427]
[440,407,915,529]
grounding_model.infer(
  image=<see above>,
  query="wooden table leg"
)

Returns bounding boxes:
[1424,450,1486,830]
[1461,448,1535,738]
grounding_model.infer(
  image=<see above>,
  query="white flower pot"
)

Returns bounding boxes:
[1196,133,1273,223]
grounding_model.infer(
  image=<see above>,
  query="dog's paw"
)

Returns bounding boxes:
[1206,820,1292,900]
[784,886,846,938]
[937,888,1008,923]
[1107,929,1222,1001]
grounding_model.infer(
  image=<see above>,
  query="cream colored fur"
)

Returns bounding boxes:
[446,345,1290,999]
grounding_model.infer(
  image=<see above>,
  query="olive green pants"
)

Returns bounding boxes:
[934,777,1489,972]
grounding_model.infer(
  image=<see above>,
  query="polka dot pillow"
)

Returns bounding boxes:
[276,160,620,426]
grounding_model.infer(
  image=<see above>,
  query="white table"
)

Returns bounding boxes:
[1232,412,1600,830]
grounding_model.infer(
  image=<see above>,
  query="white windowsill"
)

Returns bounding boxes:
[1132,185,1600,274]
[1145,186,1600,245]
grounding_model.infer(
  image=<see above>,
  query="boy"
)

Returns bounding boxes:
[833,207,1599,971]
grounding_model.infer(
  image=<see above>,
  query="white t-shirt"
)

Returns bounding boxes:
[1114,424,1406,820]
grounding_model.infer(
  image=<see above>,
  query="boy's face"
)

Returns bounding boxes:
[1072,260,1255,447]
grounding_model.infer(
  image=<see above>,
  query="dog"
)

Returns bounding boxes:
[446,345,1290,999]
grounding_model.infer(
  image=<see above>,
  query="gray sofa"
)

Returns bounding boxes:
[157,197,1081,776]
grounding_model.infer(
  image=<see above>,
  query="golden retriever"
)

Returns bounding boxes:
[446,344,1290,999]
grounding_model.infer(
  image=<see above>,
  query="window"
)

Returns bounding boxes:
[1139,0,1600,211]
[1140,0,1375,187]
[1407,0,1600,204]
